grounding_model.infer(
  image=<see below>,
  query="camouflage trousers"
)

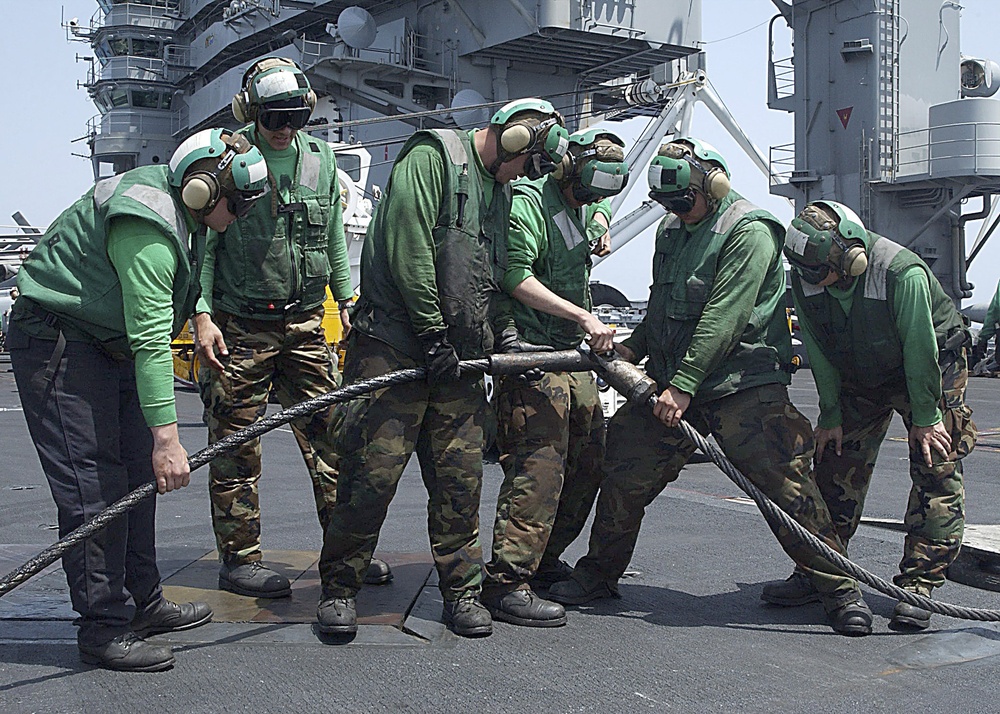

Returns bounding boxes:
[200,307,341,565]
[319,332,487,601]
[816,349,977,589]
[574,383,861,608]
[486,371,606,592]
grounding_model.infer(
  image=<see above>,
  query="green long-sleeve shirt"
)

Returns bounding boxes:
[16,214,190,427]
[623,214,783,397]
[503,193,609,295]
[108,215,184,426]
[800,265,943,428]
[195,137,352,314]
[980,279,1000,345]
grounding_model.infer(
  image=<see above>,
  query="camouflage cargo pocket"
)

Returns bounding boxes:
[944,404,977,460]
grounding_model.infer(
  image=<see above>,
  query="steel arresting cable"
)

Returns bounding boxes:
[2,350,1000,626]
[0,363,463,598]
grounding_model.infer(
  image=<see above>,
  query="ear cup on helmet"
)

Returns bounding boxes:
[181,173,220,212]
[305,89,317,112]
[232,91,253,123]
[552,154,573,182]
[703,167,731,200]
[842,245,869,276]
[500,123,534,154]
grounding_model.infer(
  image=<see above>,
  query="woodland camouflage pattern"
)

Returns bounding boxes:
[201,307,341,564]
[813,348,977,589]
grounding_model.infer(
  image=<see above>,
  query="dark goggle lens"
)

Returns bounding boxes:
[789,259,831,285]
[227,190,265,218]
[259,107,311,131]
[650,189,695,214]
[525,152,558,180]
[571,184,601,205]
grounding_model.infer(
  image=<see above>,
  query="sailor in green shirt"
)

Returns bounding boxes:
[549,138,873,637]
[767,200,977,631]
[972,279,1000,367]
[190,58,393,599]
[317,98,569,639]
[482,129,628,627]
[8,128,268,671]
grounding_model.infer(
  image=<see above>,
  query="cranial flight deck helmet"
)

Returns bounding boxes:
[488,98,570,179]
[784,200,869,284]
[554,128,630,204]
[168,128,269,219]
[232,57,317,131]
[646,137,731,214]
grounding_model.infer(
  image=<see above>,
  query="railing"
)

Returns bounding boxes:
[88,56,179,86]
[301,30,457,80]
[771,56,794,100]
[896,121,1000,179]
[88,111,180,140]
[93,2,183,32]
[164,44,192,68]
[769,142,796,183]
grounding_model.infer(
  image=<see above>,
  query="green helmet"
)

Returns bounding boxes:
[232,57,317,124]
[488,97,569,179]
[784,200,869,283]
[647,137,731,214]
[647,137,729,194]
[558,128,630,202]
[168,128,269,216]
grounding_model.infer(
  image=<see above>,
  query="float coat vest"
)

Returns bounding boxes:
[645,191,791,401]
[16,165,202,352]
[352,129,511,360]
[211,126,336,318]
[792,232,967,393]
[510,177,599,350]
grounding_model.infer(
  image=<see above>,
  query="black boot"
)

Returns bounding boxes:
[483,588,567,627]
[548,573,619,606]
[530,559,575,590]
[826,598,873,637]
[889,583,933,631]
[219,561,291,598]
[760,569,821,607]
[79,632,175,672]
[364,558,393,586]
[442,596,493,637]
[317,597,358,634]
[132,598,213,636]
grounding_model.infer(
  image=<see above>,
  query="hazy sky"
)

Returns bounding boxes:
[1,1,997,304]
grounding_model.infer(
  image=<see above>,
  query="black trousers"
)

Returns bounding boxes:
[8,319,162,647]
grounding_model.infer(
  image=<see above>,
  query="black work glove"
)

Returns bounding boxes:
[496,327,554,382]
[420,331,462,384]
[970,340,987,366]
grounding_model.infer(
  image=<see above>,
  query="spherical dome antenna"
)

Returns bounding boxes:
[450,89,489,130]
[337,6,377,50]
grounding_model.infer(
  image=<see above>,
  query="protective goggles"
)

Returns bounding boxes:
[259,106,311,131]
[225,185,269,218]
[649,188,697,214]
[787,256,831,285]
[784,220,836,283]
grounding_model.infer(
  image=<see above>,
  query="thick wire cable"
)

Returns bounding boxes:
[0,361,480,598]
[673,416,1000,621]
[3,353,999,625]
